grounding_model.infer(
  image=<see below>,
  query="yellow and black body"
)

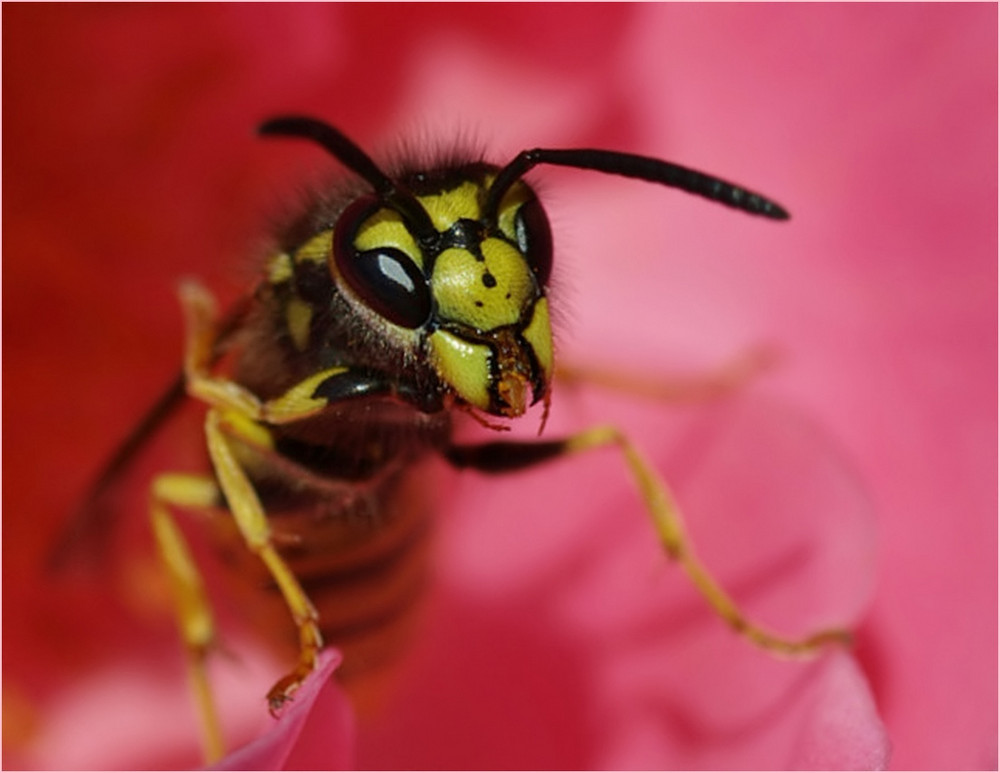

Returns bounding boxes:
[62,116,848,763]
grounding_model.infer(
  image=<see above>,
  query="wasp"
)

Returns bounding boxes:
[59,116,849,762]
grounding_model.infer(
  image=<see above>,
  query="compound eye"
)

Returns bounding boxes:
[332,196,432,329]
[513,197,553,288]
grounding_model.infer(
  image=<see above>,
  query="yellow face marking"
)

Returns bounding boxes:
[417,181,482,231]
[432,239,535,331]
[285,296,313,352]
[354,208,423,269]
[496,182,532,243]
[295,230,333,265]
[522,297,554,380]
[268,252,294,284]
[427,330,491,409]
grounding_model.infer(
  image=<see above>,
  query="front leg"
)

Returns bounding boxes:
[179,279,406,422]
[204,408,324,710]
[180,280,351,423]
[178,281,406,710]
[446,426,850,656]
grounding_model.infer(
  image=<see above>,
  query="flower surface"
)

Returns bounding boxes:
[3,4,995,769]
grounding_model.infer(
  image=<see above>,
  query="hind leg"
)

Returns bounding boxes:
[149,473,226,763]
[556,344,780,403]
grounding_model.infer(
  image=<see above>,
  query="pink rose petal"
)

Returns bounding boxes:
[4,4,994,770]
[788,652,891,770]
[213,650,353,771]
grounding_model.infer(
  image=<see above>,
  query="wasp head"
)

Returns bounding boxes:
[329,167,554,419]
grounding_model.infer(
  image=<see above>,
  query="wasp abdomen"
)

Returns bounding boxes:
[212,422,443,714]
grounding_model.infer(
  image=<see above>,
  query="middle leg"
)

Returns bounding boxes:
[446,426,851,656]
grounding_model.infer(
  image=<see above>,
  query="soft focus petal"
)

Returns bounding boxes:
[788,652,891,770]
[215,650,352,771]
[352,393,883,769]
[4,4,994,770]
[20,643,276,770]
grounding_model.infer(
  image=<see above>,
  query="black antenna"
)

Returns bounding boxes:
[484,147,790,224]
[259,116,439,244]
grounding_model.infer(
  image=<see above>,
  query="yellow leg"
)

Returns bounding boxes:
[565,425,850,655]
[557,344,780,403]
[203,408,324,711]
[150,473,225,763]
[179,281,345,424]
[179,281,266,418]
[178,282,328,709]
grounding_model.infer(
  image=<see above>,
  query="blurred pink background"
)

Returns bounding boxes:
[4,4,996,769]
